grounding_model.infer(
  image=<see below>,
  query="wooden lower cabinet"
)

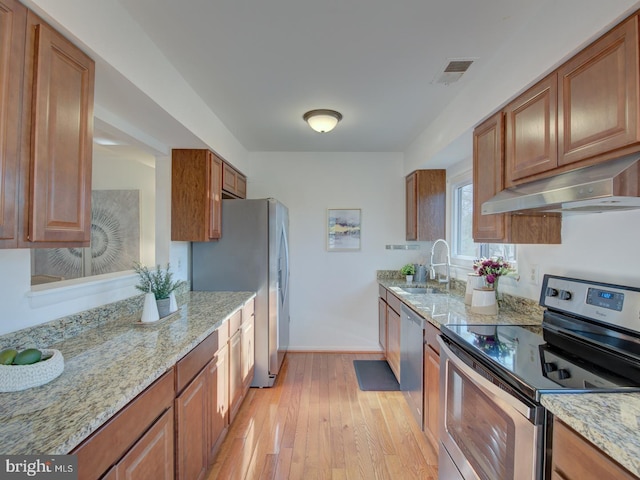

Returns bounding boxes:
[378,297,387,351]
[209,343,229,458]
[423,335,440,449]
[386,303,401,381]
[115,407,174,480]
[175,367,209,480]
[228,328,243,423]
[72,306,256,480]
[72,370,175,480]
[241,314,255,391]
[551,418,637,479]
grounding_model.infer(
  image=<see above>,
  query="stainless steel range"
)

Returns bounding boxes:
[438,274,640,480]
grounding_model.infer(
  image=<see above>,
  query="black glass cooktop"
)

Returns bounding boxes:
[440,323,640,401]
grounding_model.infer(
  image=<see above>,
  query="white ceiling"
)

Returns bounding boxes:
[115,0,551,153]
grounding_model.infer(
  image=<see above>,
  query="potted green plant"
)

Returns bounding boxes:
[134,262,183,317]
[400,263,416,283]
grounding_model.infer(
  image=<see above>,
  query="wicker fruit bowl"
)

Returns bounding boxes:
[0,349,64,392]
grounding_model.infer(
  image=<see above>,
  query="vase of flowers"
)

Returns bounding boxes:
[472,257,515,303]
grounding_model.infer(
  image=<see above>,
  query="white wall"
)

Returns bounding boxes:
[513,211,640,299]
[247,152,422,351]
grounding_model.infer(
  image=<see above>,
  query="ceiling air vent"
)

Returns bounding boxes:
[432,58,476,85]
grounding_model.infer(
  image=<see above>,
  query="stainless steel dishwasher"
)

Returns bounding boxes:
[400,304,424,428]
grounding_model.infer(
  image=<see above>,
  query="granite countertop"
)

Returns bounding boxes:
[542,393,640,477]
[0,291,255,455]
[379,277,640,477]
[378,278,544,329]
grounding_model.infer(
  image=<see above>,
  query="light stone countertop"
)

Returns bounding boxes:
[0,291,255,455]
[379,277,640,478]
[541,393,640,477]
[378,278,544,328]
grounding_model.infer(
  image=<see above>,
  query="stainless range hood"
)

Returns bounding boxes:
[482,154,640,214]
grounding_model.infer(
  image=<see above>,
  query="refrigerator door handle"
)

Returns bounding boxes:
[279,225,290,305]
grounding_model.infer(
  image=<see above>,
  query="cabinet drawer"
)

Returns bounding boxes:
[378,284,387,301]
[72,369,175,480]
[242,298,255,323]
[425,322,440,355]
[176,330,219,393]
[217,319,230,345]
[229,309,242,335]
[387,292,402,314]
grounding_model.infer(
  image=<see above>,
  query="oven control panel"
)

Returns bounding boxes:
[540,275,640,333]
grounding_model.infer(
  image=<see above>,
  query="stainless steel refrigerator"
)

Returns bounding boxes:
[191,198,290,387]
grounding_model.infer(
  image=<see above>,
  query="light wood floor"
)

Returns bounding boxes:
[207,352,439,480]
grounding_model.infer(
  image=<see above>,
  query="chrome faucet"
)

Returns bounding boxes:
[429,239,451,289]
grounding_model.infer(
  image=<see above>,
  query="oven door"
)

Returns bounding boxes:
[438,337,544,480]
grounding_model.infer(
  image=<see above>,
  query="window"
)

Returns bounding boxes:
[451,177,516,269]
[452,181,475,258]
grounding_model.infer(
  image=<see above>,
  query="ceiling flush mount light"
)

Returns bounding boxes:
[303,109,343,133]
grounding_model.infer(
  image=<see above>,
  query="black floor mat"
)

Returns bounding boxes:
[353,360,400,391]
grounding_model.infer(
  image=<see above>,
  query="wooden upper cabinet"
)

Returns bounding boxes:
[505,73,558,186]
[0,0,26,248]
[22,11,94,246]
[473,112,506,242]
[558,15,639,167]
[473,112,561,244]
[171,149,222,241]
[222,162,247,199]
[405,169,445,241]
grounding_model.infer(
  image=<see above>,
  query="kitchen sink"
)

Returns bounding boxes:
[399,286,443,294]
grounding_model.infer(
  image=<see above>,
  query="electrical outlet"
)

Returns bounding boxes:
[528,264,539,285]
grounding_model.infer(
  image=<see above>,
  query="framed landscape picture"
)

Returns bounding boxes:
[327,208,361,252]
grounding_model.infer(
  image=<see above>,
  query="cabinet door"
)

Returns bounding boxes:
[221,162,246,199]
[228,329,242,423]
[405,172,417,240]
[378,297,387,352]
[209,152,222,239]
[423,345,440,450]
[505,73,557,185]
[558,15,639,167]
[473,112,506,242]
[24,11,94,245]
[175,368,208,480]
[208,344,228,460]
[386,305,401,381]
[171,149,222,241]
[116,407,174,480]
[0,0,26,248]
[406,170,446,241]
[551,419,636,480]
[241,315,255,390]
